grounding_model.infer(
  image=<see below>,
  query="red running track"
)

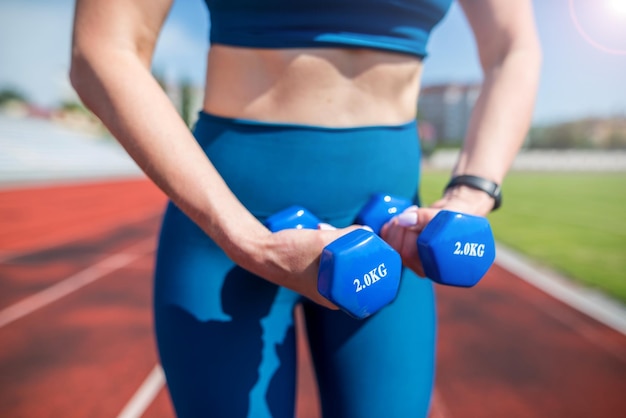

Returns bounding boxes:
[0,178,625,417]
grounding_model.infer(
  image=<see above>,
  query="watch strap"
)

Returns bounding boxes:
[444,175,502,211]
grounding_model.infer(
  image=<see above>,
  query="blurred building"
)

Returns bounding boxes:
[418,83,481,145]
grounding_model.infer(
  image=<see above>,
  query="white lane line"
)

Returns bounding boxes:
[0,251,17,264]
[0,238,155,329]
[117,364,166,418]
[429,389,450,418]
[496,243,626,336]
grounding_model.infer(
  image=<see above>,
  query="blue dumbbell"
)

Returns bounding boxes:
[356,193,496,287]
[265,206,402,319]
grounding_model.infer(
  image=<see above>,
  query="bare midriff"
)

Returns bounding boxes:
[202,45,424,127]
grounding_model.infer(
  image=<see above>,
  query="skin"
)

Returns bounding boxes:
[70,0,541,306]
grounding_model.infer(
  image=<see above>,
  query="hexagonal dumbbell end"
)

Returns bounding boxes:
[417,210,495,287]
[355,193,414,235]
[318,228,403,319]
[264,206,320,232]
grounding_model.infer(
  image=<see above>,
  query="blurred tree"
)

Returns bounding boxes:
[60,100,88,113]
[606,126,626,149]
[0,88,28,106]
[180,79,193,127]
[528,117,626,149]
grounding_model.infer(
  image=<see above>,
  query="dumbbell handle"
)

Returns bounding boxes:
[355,194,414,235]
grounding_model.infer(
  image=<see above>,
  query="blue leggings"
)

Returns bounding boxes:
[154,113,437,418]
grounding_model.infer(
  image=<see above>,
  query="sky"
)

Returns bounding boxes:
[0,0,625,125]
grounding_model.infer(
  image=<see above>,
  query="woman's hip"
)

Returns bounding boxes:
[193,112,422,226]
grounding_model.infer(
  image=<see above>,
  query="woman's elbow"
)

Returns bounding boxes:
[518,35,543,84]
[480,33,542,77]
[522,27,542,66]
[69,50,93,98]
[68,47,109,112]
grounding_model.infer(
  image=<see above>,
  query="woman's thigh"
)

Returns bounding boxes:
[303,270,437,418]
[154,202,301,418]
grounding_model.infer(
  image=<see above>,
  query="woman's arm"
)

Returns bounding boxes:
[434,0,542,215]
[70,0,350,308]
[382,0,541,275]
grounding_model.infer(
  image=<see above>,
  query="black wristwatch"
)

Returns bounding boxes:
[444,175,502,211]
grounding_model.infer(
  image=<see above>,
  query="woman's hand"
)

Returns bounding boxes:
[380,186,495,277]
[256,225,367,309]
[380,205,431,277]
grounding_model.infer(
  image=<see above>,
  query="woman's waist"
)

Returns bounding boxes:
[202,45,423,127]
[194,112,421,225]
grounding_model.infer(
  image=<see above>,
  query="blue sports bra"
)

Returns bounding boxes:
[204,0,454,58]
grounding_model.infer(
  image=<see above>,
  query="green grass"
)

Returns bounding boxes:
[419,170,626,304]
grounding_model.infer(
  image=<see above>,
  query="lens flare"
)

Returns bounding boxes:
[608,0,626,16]
[569,0,626,55]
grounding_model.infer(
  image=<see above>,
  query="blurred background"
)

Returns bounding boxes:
[2,0,626,135]
[0,0,625,417]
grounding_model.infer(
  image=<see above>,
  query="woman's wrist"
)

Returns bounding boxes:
[219,217,274,273]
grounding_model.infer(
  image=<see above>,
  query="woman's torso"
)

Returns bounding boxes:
[202,46,425,127]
